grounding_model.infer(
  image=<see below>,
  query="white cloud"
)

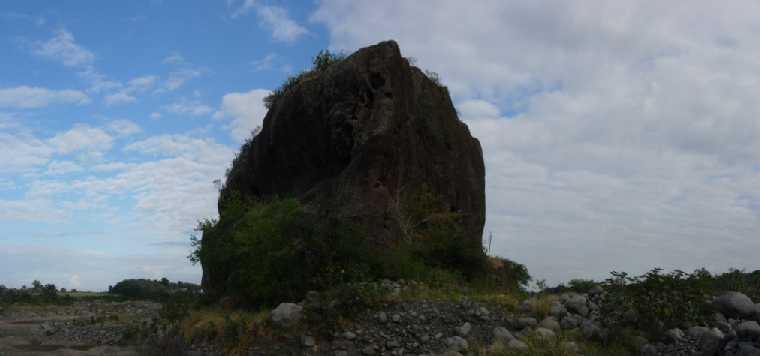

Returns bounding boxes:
[257,6,308,42]
[126,75,158,91]
[457,99,501,120]
[0,86,89,108]
[165,68,202,91]
[163,52,185,65]
[159,53,203,92]
[0,199,65,222]
[0,132,53,173]
[33,29,94,67]
[150,112,162,119]
[45,160,83,175]
[48,125,113,155]
[104,92,136,105]
[91,162,134,172]
[104,75,158,106]
[107,119,142,137]
[251,53,277,71]
[314,1,760,284]
[214,89,270,142]
[230,0,258,18]
[163,98,212,116]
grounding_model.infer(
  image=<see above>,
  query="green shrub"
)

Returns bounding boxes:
[473,256,532,293]
[263,49,345,110]
[193,197,379,306]
[600,268,714,340]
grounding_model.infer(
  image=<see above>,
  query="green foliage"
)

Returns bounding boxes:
[473,256,532,293]
[195,186,494,306]
[263,49,345,110]
[599,268,714,340]
[0,281,71,305]
[194,197,379,306]
[304,282,386,335]
[312,49,345,72]
[393,184,488,280]
[109,279,200,301]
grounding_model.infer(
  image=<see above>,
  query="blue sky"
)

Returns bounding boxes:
[2,1,760,290]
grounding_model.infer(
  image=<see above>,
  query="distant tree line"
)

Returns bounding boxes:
[108,278,201,301]
[0,280,70,305]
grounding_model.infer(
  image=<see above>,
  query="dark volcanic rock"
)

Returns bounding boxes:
[206,41,485,290]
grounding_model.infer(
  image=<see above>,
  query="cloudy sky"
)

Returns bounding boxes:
[2,1,759,290]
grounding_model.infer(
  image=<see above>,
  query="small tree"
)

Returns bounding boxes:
[32,280,42,289]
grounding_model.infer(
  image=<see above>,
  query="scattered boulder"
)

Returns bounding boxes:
[737,321,760,340]
[564,294,589,317]
[715,292,757,318]
[514,317,538,329]
[445,336,469,352]
[492,327,514,343]
[271,303,303,327]
[665,328,686,343]
[506,339,529,351]
[455,322,471,337]
[539,317,560,332]
[561,314,582,330]
[533,327,556,340]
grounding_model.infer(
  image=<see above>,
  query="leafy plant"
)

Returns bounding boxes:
[599,268,714,340]
[263,49,345,110]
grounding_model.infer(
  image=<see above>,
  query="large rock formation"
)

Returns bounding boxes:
[206,40,485,291]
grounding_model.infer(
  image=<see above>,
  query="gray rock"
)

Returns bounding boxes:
[445,336,469,352]
[493,327,515,343]
[549,301,565,318]
[377,311,388,323]
[736,321,760,340]
[540,317,560,332]
[343,331,356,340]
[640,344,658,356]
[438,352,463,356]
[715,292,757,318]
[455,322,471,336]
[362,345,377,355]
[561,314,581,329]
[581,319,602,339]
[695,328,724,356]
[506,339,529,350]
[736,342,760,356]
[589,285,604,295]
[392,313,401,323]
[716,320,733,334]
[564,294,589,317]
[534,327,556,340]
[301,335,315,347]
[665,328,685,343]
[560,341,579,352]
[688,326,712,340]
[515,317,538,329]
[271,303,303,327]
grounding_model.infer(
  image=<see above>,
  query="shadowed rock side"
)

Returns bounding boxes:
[206,40,485,292]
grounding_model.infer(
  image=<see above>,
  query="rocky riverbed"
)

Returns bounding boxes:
[0,300,160,356]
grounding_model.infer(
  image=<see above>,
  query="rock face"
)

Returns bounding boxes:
[207,41,485,290]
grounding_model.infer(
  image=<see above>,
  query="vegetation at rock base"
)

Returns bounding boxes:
[191,191,512,307]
